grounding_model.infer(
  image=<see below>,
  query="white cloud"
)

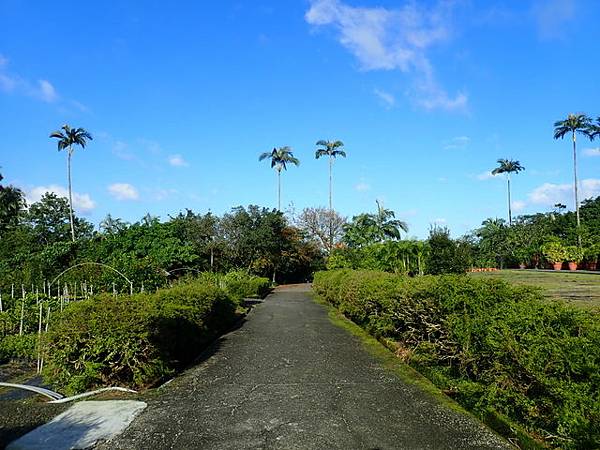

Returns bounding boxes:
[373,88,395,108]
[528,178,600,207]
[512,200,526,212]
[443,136,470,150]
[476,171,498,181]
[354,181,371,192]
[168,154,189,167]
[306,0,467,111]
[433,218,447,224]
[108,183,139,201]
[583,147,600,157]
[0,56,60,103]
[37,79,58,102]
[26,185,96,214]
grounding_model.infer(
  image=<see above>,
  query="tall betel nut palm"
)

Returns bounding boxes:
[50,124,93,242]
[553,113,593,231]
[259,146,300,211]
[491,158,525,226]
[315,140,346,211]
[315,139,346,250]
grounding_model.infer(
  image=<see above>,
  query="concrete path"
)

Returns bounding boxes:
[101,285,512,450]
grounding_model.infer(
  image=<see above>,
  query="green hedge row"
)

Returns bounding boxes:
[43,280,237,395]
[221,270,271,301]
[313,270,600,450]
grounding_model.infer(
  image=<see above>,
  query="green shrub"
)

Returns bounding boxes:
[313,270,600,450]
[43,280,237,395]
[221,270,270,302]
[0,334,37,362]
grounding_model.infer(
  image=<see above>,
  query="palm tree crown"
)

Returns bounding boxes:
[315,140,346,160]
[50,124,93,152]
[553,114,593,140]
[259,146,300,211]
[491,159,525,176]
[259,146,300,172]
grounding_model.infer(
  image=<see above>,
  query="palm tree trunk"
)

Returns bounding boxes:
[572,131,581,231]
[277,168,281,211]
[67,148,76,242]
[507,174,512,226]
[329,156,333,251]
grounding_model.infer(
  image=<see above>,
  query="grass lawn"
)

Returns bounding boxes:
[468,269,600,310]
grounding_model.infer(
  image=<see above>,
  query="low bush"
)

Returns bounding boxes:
[313,270,600,450]
[43,280,237,395]
[0,334,37,362]
[221,270,270,301]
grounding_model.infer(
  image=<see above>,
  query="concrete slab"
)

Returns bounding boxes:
[7,400,146,450]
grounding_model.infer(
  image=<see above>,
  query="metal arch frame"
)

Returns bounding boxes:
[164,267,203,276]
[49,262,134,296]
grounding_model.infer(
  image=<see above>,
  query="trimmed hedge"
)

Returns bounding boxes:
[221,270,270,301]
[313,270,600,450]
[43,280,237,394]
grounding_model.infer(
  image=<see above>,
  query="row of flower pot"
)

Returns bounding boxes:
[541,241,599,271]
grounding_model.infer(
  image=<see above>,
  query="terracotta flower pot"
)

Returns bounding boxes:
[568,262,578,271]
[553,262,562,271]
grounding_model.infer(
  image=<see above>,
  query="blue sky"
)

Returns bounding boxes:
[1,0,599,238]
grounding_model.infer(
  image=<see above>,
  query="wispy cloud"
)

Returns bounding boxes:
[532,0,577,40]
[354,180,371,192]
[373,88,395,108]
[528,178,600,207]
[112,141,135,161]
[512,200,526,212]
[583,147,600,157]
[151,188,179,201]
[37,79,58,102]
[168,154,189,167]
[0,54,60,103]
[305,0,467,111]
[443,136,470,150]
[108,183,139,201]
[26,185,96,214]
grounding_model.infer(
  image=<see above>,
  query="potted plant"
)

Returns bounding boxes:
[513,247,531,269]
[584,244,599,271]
[541,241,567,270]
[565,246,584,271]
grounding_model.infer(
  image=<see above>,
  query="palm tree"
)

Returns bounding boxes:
[49,124,93,242]
[315,139,346,249]
[375,200,408,240]
[491,159,525,226]
[553,114,593,231]
[315,140,346,211]
[259,146,300,211]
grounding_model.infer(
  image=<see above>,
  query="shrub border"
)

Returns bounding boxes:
[311,291,547,450]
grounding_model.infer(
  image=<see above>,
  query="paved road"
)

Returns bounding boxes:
[103,285,511,450]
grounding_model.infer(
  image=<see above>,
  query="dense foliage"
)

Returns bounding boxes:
[42,273,269,394]
[468,197,600,269]
[0,179,324,292]
[313,270,600,450]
